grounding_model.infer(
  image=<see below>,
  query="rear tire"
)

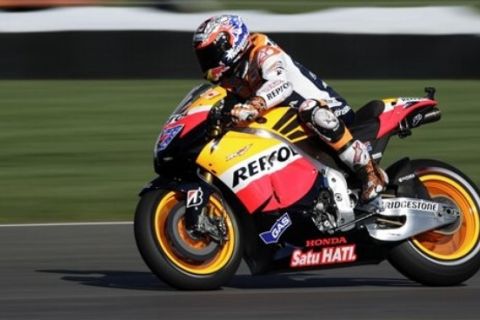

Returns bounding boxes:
[388,159,480,286]
[134,189,243,290]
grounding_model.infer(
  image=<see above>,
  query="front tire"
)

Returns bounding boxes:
[134,189,243,290]
[388,159,480,286]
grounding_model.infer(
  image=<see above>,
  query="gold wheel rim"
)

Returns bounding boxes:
[412,174,480,260]
[154,191,235,275]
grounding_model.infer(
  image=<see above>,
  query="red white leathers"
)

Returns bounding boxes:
[226,34,386,201]
[193,16,387,201]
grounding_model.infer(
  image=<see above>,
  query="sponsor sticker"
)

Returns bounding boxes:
[186,187,204,208]
[305,236,348,248]
[398,173,416,183]
[257,79,292,106]
[156,124,183,152]
[226,144,252,161]
[259,212,292,244]
[333,105,352,117]
[290,245,357,268]
[411,114,423,127]
[383,199,439,212]
[399,97,422,103]
[224,144,300,191]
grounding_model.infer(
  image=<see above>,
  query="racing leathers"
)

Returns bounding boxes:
[224,33,387,202]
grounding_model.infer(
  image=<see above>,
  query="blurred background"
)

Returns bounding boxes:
[0,0,479,222]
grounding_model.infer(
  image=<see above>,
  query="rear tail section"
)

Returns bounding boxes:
[350,87,442,163]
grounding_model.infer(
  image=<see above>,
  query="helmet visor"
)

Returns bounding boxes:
[195,44,224,75]
[194,33,232,74]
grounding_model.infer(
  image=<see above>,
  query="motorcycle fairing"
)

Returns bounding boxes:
[377,97,437,138]
[249,107,309,144]
[156,124,184,152]
[196,130,317,213]
[250,224,388,274]
[161,86,227,140]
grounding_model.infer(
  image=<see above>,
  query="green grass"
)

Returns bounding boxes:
[0,79,479,223]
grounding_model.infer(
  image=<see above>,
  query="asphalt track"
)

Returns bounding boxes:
[1,223,480,320]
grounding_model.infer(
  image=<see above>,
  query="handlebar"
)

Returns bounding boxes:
[207,99,234,138]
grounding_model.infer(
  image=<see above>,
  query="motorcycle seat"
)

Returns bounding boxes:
[354,100,385,124]
[349,100,384,142]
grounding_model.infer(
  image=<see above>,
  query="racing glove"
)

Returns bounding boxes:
[231,96,267,124]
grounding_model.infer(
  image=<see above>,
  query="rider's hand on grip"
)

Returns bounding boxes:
[231,103,260,124]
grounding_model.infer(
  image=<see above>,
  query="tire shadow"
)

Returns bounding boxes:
[38,269,172,291]
[37,269,417,291]
[228,273,417,288]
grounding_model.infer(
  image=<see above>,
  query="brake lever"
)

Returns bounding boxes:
[208,100,233,138]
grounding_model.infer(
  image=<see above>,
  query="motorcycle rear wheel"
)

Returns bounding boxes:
[134,189,242,290]
[388,159,480,286]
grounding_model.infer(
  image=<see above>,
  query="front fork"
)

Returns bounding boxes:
[184,170,227,244]
[184,171,213,229]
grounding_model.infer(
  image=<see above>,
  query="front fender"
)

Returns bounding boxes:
[139,175,205,196]
[139,176,171,196]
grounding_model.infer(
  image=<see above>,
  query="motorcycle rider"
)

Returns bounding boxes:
[192,14,387,202]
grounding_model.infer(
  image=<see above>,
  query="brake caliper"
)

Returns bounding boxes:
[184,184,227,244]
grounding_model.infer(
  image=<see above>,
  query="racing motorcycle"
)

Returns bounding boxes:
[134,84,480,290]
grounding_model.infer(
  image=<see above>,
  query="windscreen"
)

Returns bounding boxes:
[167,83,214,121]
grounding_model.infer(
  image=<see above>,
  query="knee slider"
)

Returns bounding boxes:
[299,99,346,143]
[313,107,340,130]
[299,99,324,124]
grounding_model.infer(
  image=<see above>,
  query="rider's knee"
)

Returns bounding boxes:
[298,99,346,143]
[299,99,326,124]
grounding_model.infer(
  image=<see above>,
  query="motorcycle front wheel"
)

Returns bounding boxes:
[134,189,243,290]
[388,159,480,286]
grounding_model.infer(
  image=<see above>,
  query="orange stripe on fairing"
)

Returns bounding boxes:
[329,129,353,151]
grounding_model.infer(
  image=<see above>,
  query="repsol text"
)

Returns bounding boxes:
[232,145,299,188]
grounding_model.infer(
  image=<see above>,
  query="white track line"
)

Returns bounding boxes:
[1,6,480,35]
[0,221,133,228]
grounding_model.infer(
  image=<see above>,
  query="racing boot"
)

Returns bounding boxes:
[339,140,388,202]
